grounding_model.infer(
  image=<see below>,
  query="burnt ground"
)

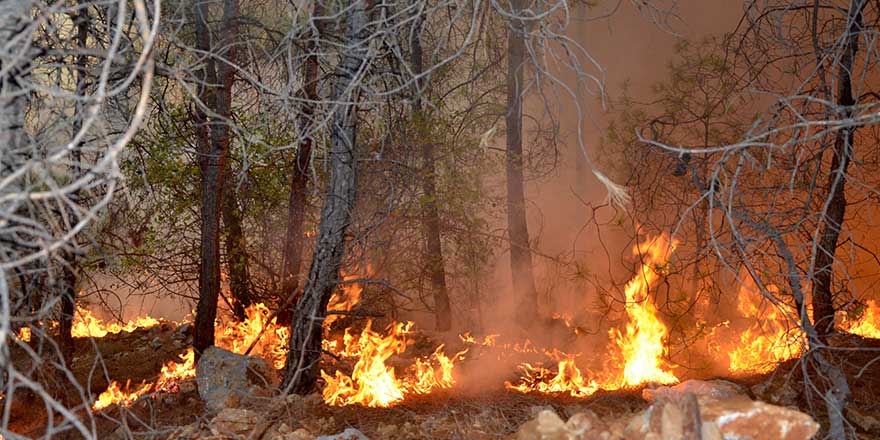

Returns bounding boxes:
[5,325,880,439]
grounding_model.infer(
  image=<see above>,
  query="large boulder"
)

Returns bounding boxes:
[196,346,279,411]
[698,396,819,440]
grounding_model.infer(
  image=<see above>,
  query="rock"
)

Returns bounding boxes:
[150,337,163,350]
[848,407,880,434]
[210,407,258,437]
[516,409,611,440]
[642,380,742,402]
[315,428,369,440]
[175,323,193,338]
[699,396,819,440]
[196,346,279,411]
[265,423,315,440]
[178,379,197,394]
[167,422,203,440]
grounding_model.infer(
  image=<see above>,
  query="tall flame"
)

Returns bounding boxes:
[613,234,679,386]
[506,234,679,397]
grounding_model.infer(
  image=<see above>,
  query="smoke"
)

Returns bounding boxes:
[449,0,745,390]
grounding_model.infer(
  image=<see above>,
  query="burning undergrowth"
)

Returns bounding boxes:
[6,234,880,438]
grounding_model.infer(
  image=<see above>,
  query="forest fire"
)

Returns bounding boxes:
[613,235,679,387]
[842,300,880,339]
[321,321,467,407]
[506,235,678,397]
[76,238,880,414]
[215,302,290,369]
[506,359,601,397]
[728,284,803,374]
[72,306,161,338]
[93,350,195,410]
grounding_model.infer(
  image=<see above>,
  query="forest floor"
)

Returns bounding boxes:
[6,323,880,439]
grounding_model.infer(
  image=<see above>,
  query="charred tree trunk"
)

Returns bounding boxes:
[411,12,452,332]
[282,1,369,395]
[222,179,251,321]
[506,0,539,324]
[280,3,323,309]
[59,2,91,358]
[192,0,239,359]
[811,0,863,339]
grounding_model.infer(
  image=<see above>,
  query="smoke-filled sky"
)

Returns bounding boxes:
[479,1,745,333]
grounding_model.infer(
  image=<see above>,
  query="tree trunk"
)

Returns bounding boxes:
[411,11,452,332]
[811,0,863,339]
[192,0,239,360]
[59,1,91,358]
[282,0,369,395]
[280,3,323,310]
[506,0,539,324]
[222,179,251,321]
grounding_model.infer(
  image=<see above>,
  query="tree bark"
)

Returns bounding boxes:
[411,11,452,332]
[280,3,323,310]
[222,178,251,321]
[282,0,369,395]
[506,0,539,324]
[192,0,239,360]
[811,0,863,339]
[58,0,91,358]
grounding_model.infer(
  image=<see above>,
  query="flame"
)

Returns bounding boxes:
[505,234,678,397]
[324,271,365,328]
[612,235,679,386]
[321,320,466,407]
[842,299,880,339]
[215,303,290,369]
[506,358,601,397]
[92,349,195,410]
[728,283,803,374]
[16,327,31,342]
[92,380,152,411]
[72,306,160,338]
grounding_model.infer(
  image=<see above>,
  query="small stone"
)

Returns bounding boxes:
[315,427,369,440]
[150,337,163,350]
[848,407,880,434]
[178,380,197,394]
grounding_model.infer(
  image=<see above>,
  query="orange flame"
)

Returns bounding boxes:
[321,321,466,407]
[92,349,194,411]
[324,271,366,328]
[612,235,679,387]
[506,358,601,397]
[92,380,152,411]
[727,283,803,374]
[841,299,880,339]
[15,327,31,342]
[215,303,290,369]
[506,234,678,397]
[72,306,161,338]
